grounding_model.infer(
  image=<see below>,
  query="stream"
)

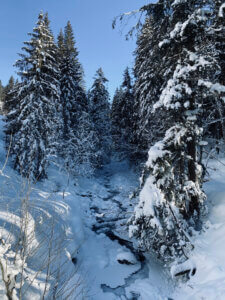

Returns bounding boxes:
[88,164,172,299]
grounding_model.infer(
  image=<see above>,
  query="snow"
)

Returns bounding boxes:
[198,80,225,95]
[158,39,170,48]
[1,114,225,299]
[146,141,168,168]
[133,176,164,230]
[172,0,186,6]
[117,251,138,265]
[0,128,147,299]
[219,4,225,17]
[170,159,225,299]
[170,259,196,278]
[199,140,208,146]
[170,22,183,39]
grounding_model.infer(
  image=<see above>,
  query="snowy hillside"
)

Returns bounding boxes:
[172,159,225,299]
[0,111,225,300]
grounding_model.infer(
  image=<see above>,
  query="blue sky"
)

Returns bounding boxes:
[0,0,149,97]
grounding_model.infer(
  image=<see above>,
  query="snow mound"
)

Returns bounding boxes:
[117,251,138,265]
[170,259,196,278]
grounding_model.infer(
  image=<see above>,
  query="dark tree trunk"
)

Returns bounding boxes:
[187,136,199,217]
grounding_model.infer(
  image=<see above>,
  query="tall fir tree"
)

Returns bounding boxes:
[111,87,124,152]
[89,68,111,166]
[2,76,15,114]
[129,0,224,263]
[58,22,98,175]
[203,0,225,145]
[111,68,134,158]
[58,21,87,138]
[133,10,171,159]
[5,12,62,180]
[4,80,22,149]
[0,80,5,113]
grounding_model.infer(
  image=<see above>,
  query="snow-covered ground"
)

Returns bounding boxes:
[1,113,225,299]
[171,159,225,300]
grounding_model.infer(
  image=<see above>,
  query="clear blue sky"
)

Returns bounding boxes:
[0,0,149,97]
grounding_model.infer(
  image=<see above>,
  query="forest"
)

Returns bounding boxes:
[0,0,225,299]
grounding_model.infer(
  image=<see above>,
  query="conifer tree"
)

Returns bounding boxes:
[129,0,223,263]
[203,0,225,144]
[6,12,62,180]
[0,80,5,113]
[111,87,124,152]
[4,81,22,151]
[74,110,101,174]
[58,21,87,136]
[58,22,98,175]
[133,11,171,159]
[111,68,134,158]
[214,1,225,85]
[89,68,111,166]
[2,76,15,114]
[0,80,3,99]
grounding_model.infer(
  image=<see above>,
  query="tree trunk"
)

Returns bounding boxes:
[187,136,199,217]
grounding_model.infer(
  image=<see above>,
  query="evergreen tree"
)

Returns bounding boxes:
[58,22,98,175]
[0,80,5,113]
[203,0,225,145]
[111,87,124,152]
[111,68,134,158]
[74,110,101,175]
[89,68,111,166]
[133,11,171,159]
[2,76,15,114]
[58,22,94,174]
[4,81,22,151]
[57,29,65,63]
[129,0,223,263]
[6,12,62,180]
[58,21,87,137]
[214,1,225,85]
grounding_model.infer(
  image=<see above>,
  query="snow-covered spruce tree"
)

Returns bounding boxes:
[203,0,225,145]
[129,0,220,263]
[0,81,4,113]
[214,1,225,86]
[58,22,97,175]
[6,12,62,180]
[2,76,15,115]
[111,68,134,158]
[111,87,124,152]
[0,80,4,104]
[75,111,101,174]
[59,21,87,136]
[89,68,111,166]
[4,81,23,150]
[132,7,173,160]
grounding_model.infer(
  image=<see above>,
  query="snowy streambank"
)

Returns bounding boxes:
[78,157,225,300]
[1,105,225,299]
[171,159,225,299]
[0,135,172,300]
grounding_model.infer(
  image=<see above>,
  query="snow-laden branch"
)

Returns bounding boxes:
[219,3,225,17]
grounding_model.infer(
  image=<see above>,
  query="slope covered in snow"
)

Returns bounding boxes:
[0,113,225,299]
[0,115,171,299]
[171,159,225,299]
